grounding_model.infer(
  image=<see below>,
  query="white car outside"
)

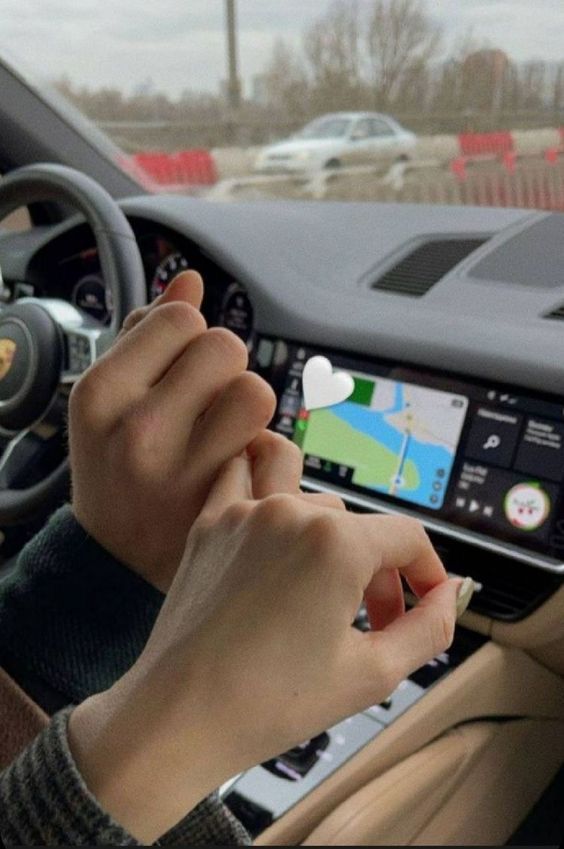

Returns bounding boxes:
[254,112,417,174]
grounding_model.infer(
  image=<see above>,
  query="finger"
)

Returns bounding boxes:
[188,373,276,483]
[247,432,303,498]
[199,454,253,521]
[364,568,405,631]
[119,305,152,337]
[297,492,347,511]
[158,270,204,311]
[355,514,447,598]
[84,301,208,425]
[148,328,250,440]
[119,271,204,337]
[357,579,461,692]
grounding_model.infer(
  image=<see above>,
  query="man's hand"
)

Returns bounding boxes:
[69,271,303,590]
[69,454,468,844]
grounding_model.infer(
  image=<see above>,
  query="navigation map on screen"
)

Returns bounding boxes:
[295,372,469,510]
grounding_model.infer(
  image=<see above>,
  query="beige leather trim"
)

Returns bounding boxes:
[0,667,48,771]
[455,607,491,637]
[530,635,564,676]
[256,642,564,845]
[303,718,564,846]
[491,583,564,649]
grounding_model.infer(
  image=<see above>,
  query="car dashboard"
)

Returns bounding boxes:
[1,196,564,844]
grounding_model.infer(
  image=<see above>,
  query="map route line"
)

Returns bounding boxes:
[390,429,411,496]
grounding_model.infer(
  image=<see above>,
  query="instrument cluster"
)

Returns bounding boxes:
[25,220,254,347]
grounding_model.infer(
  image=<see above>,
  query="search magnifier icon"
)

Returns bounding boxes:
[483,434,501,450]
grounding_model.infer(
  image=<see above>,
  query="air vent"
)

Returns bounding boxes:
[315,489,562,621]
[371,238,489,297]
[430,535,561,621]
[545,305,564,320]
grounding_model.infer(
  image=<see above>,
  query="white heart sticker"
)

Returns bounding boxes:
[302,356,355,411]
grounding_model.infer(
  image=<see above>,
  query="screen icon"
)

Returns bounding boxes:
[504,483,550,531]
[302,356,354,411]
[465,407,523,468]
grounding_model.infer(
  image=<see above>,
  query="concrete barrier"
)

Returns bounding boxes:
[511,127,562,156]
[412,133,460,163]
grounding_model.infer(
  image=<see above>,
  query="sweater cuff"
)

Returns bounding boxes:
[0,708,138,846]
[0,505,164,704]
[0,708,251,847]
[158,792,251,846]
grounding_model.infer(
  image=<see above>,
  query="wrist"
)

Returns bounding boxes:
[70,501,177,592]
[68,664,236,843]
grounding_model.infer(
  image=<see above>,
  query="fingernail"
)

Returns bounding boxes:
[456,576,475,619]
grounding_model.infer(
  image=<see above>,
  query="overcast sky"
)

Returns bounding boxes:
[0,0,562,97]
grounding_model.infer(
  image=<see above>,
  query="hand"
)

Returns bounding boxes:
[69,454,464,843]
[69,271,302,590]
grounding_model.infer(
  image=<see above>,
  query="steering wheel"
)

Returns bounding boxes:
[0,163,146,525]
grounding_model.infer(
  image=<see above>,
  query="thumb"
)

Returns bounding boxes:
[158,270,204,311]
[199,453,254,522]
[360,578,473,686]
[120,271,205,337]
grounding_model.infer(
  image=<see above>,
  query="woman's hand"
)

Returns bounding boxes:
[69,271,302,591]
[69,454,466,844]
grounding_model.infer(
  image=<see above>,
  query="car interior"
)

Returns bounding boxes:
[1,5,564,845]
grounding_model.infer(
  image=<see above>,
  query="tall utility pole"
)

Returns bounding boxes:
[225,0,241,110]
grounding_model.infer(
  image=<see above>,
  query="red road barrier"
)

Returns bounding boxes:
[544,128,564,166]
[132,150,218,186]
[452,129,564,180]
[174,150,217,185]
[459,131,514,157]
[451,132,515,180]
[456,165,564,211]
[133,152,178,185]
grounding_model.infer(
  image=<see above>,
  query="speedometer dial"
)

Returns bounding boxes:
[219,283,254,349]
[72,274,111,324]
[150,252,190,300]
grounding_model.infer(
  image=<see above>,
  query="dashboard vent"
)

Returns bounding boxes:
[545,305,564,320]
[371,238,489,297]
[305,485,562,622]
[430,535,561,621]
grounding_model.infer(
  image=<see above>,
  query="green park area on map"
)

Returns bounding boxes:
[298,406,420,491]
[294,370,468,509]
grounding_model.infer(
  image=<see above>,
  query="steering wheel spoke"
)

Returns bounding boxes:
[0,429,33,489]
[9,295,109,383]
[0,163,146,522]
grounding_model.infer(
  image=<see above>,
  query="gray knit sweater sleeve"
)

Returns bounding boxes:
[0,708,250,846]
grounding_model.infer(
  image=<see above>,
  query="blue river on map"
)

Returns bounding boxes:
[329,382,454,509]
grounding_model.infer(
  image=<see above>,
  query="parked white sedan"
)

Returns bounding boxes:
[254,112,417,174]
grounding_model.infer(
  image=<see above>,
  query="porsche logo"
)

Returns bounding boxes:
[0,339,16,381]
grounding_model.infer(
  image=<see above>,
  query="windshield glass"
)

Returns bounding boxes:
[298,118,352,140]
[1,0,564,210]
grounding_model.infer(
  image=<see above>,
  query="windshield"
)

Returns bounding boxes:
[1,0,564,210]
[297,118,352,140]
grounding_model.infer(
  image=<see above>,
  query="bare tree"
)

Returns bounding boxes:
[519,61,548,110]
[262,38,309,120]
[552,64,564,114]
[304,0,365,113]
[366,0,441,108]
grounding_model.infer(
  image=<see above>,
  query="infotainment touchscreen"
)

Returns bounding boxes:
[294,373,468,511]
[253,337,564,566]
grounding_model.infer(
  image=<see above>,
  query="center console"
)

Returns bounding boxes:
[223,627,484,838]
[255,336,564,574]
[252,336,564,622]
[221,336,564,841]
